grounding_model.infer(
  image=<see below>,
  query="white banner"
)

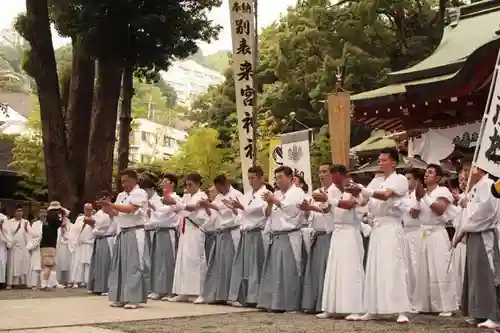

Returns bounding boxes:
[281,130,313,195]
[473,52,500,177]
[229,0,255,194]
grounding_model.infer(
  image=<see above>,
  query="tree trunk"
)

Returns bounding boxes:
[25,0,71,207]
[84,58,122,202]
[66,37,95,213]
[115,62,134,192]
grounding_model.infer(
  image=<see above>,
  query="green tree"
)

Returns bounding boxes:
[161,128,236,186]
[9,101,46,198]
[15,0,223,209]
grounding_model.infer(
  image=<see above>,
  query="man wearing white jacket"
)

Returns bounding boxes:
[69,204,95,287]
[26,206,46,289]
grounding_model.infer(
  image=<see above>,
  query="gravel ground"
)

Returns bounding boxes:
[98,312,488,333]
[0,287,91,300]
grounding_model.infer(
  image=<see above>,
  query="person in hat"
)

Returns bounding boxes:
[5,204,29,289]
[39,201,65,290]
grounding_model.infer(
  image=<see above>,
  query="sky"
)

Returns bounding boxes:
[0,0,296,55]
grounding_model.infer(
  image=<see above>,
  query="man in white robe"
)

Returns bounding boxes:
[411,164,458,316]
[26,206,46,289]
[98,168,149,309]
[453,166,500,329]
[55,213,72,287]
[346,147,410,323]
[299,162,335,314]
[198,175,243,304]
[6,205,30,288]
[312,164,364,319]
[228,165,268,307]
[147,174,181,300]
[166,172,210,303]
[258,165,306,312]
[0,210,10,285]
[402,169,423,307]
[68,204,94,287]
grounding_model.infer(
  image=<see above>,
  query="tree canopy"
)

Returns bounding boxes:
[185,0,461,185]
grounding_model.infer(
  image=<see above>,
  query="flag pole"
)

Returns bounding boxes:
[252,0,258,165]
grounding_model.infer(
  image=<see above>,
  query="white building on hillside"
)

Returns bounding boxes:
[0,103,29,135]
[129,118,187,164]
[160,60,225,106]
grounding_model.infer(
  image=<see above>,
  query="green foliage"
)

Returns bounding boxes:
[188,50,231,74]
[7,97,46,198]
[185,0,449,185]
[0,27,34,93]
[132,78,178,125]
[160,128,237,187]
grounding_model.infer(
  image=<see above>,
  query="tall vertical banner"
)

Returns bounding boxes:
[328,91,351,167]
[473,50,500,177]
[281,130,313,195]
[229,0,256,194]
[268,137,282,184]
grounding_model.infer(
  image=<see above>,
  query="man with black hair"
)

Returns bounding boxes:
[165,172,211,303]
[97,168,149,309]
[293,174,309,194]
[228,165,268,307]
[402,169,423,305]
[298,162,334,314]
[345,147,411,323]
[311,163,364,320]
[411,164,458,316]
[452,166,500,329]
[26,205,46,289]
[146,173,181,301]
[197,174,243,304]
[88,191,115,296]
[5,204,29,289]
[258,165,306,312]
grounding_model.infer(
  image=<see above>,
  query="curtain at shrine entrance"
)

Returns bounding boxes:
[408,122,480,164]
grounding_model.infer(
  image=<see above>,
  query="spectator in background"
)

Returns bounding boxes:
[293,174,309,194]
[40,201,64,290]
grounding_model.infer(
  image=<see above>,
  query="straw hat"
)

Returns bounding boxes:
[47,201,62,211]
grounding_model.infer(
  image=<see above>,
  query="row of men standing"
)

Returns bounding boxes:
[0,202,96,290]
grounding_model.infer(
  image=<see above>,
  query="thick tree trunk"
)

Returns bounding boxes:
[66,38,95,213]
[84,58,122,202]
[25,0,71,207]
[115,62,134,192]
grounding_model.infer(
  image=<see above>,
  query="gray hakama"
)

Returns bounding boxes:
[301,231,331,313]
[461,231,500,320]
[143,228,154,289]
[202,226,239,302]
[205,232,216,264]
[229,228,265,305]
[88,235,113,293]
[149,227,177,296]
[258,229,303,312]
[108,226,149,305]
